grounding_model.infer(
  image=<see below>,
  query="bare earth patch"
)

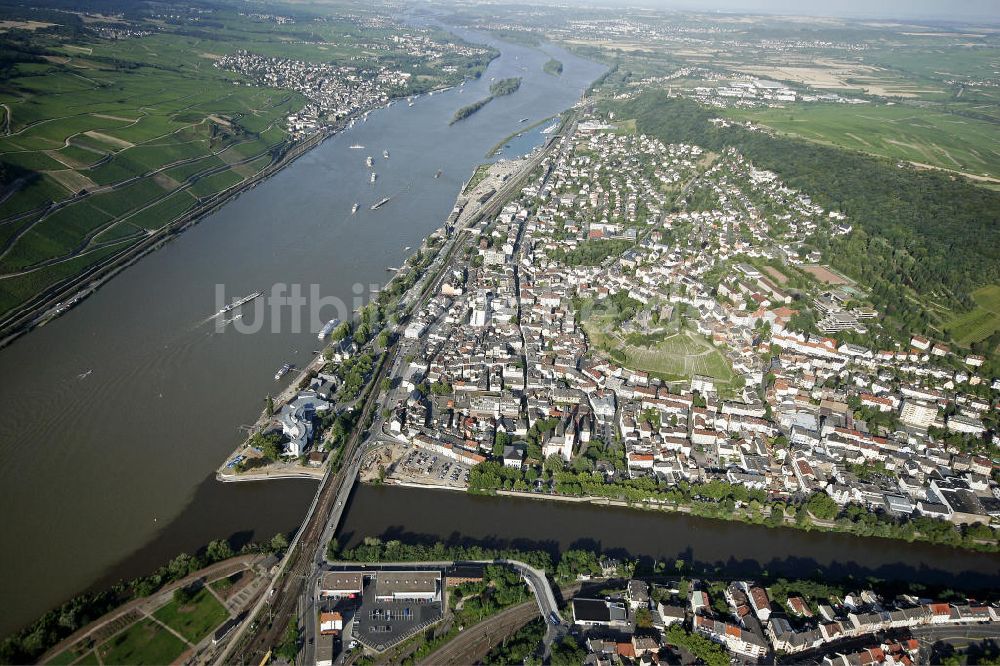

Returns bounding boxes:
[0,20,55,31]
[93,113,139,123]
[45,169,98,193]
[153,172,181,190]
[802,264,850,285]
[84,130,134,150]
[763,265,789,284]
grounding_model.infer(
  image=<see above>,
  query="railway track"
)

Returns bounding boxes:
[220,110,579,665]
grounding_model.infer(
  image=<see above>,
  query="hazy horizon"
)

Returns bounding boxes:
[537,0,1000,25]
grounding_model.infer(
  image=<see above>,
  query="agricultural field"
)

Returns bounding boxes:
[0,1,491,322]
[0,24,301,318]
[152,587,229,644]
[96,618,187,666]
[945,285,1000,347]
[726,104,1000,181]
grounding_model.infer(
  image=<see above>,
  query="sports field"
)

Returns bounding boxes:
[727,104,1000,181]
[946,285,1000,347]
[582,299,739,392]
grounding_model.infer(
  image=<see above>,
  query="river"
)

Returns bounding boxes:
[0,29,606,635]
[338,485,1000,591]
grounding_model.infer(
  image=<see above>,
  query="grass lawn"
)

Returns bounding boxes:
[210,571,243,593]
[582,299,739,391]
[726,103,1000,180]
[46,647,84,665]
[98,618,187,666]
[153,587,229,644]
[463,163,492,193]
[946,285,1000,347]
[75,650,100,666]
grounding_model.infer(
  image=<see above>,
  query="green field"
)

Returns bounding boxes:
[727,104,1000,181]
[152,588,229,644]
[153,588,229,644]
[946,285,1000,347]
[582,299,739,392]
[46,647,84,665]
[0,2,492,321]
[97,619,187,666]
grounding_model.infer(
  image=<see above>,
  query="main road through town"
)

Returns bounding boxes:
[0,26,606,635]
[218,114,575,664]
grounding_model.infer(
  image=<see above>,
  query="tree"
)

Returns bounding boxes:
[173,585,195,605]
[550,636,587,666]
[205,539,233,563]
[265,395,274,417]
[806,492,839,521]
[269,532,289,554]
[274,614,300,662]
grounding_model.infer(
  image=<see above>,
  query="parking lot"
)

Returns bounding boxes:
[350,582,443,651]
[387,448,470,488]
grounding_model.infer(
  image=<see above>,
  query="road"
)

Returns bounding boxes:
[782,623,1000,664]
[218,337,395,665]
[301,559,566,664]
[418,582,580,666]
[218,110,577,666]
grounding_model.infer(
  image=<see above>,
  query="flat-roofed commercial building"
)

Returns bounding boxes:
[374,571,441,602]
[320,571,364,598]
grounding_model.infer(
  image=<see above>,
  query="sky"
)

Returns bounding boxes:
[605,0,1000,23]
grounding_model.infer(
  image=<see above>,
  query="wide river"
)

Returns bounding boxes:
[339,485,1000,592]
[4,26,999,639]
[0,28,605,635]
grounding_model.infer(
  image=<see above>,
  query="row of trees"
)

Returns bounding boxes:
[330,536,553,572]
[468,454,999,552]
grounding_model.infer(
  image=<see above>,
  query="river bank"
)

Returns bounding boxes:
[0,29,607,637]
[0,79,472,351]
[0,126,326,350]
[336,484,1000,591]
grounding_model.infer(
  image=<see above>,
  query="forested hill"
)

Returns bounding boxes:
[606,91,1000,346]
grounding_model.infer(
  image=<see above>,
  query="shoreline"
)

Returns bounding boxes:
[365,482,1000,557]
[0,80,467,351]
[485,113,560,157]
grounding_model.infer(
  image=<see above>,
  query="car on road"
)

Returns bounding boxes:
[549,611,561,625]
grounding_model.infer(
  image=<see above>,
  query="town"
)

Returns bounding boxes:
[216,27,493,138]
[373,111,998,541]
[212,110,1000,664]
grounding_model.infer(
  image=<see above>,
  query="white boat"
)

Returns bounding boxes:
[351,203,359,214]
[404,246,411,251]
[366,155,374,168]
[216,290,262,317]
[349,144,364,149]
[383,149,389,159]
[370,172,377,184]
[318,318,340,341]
